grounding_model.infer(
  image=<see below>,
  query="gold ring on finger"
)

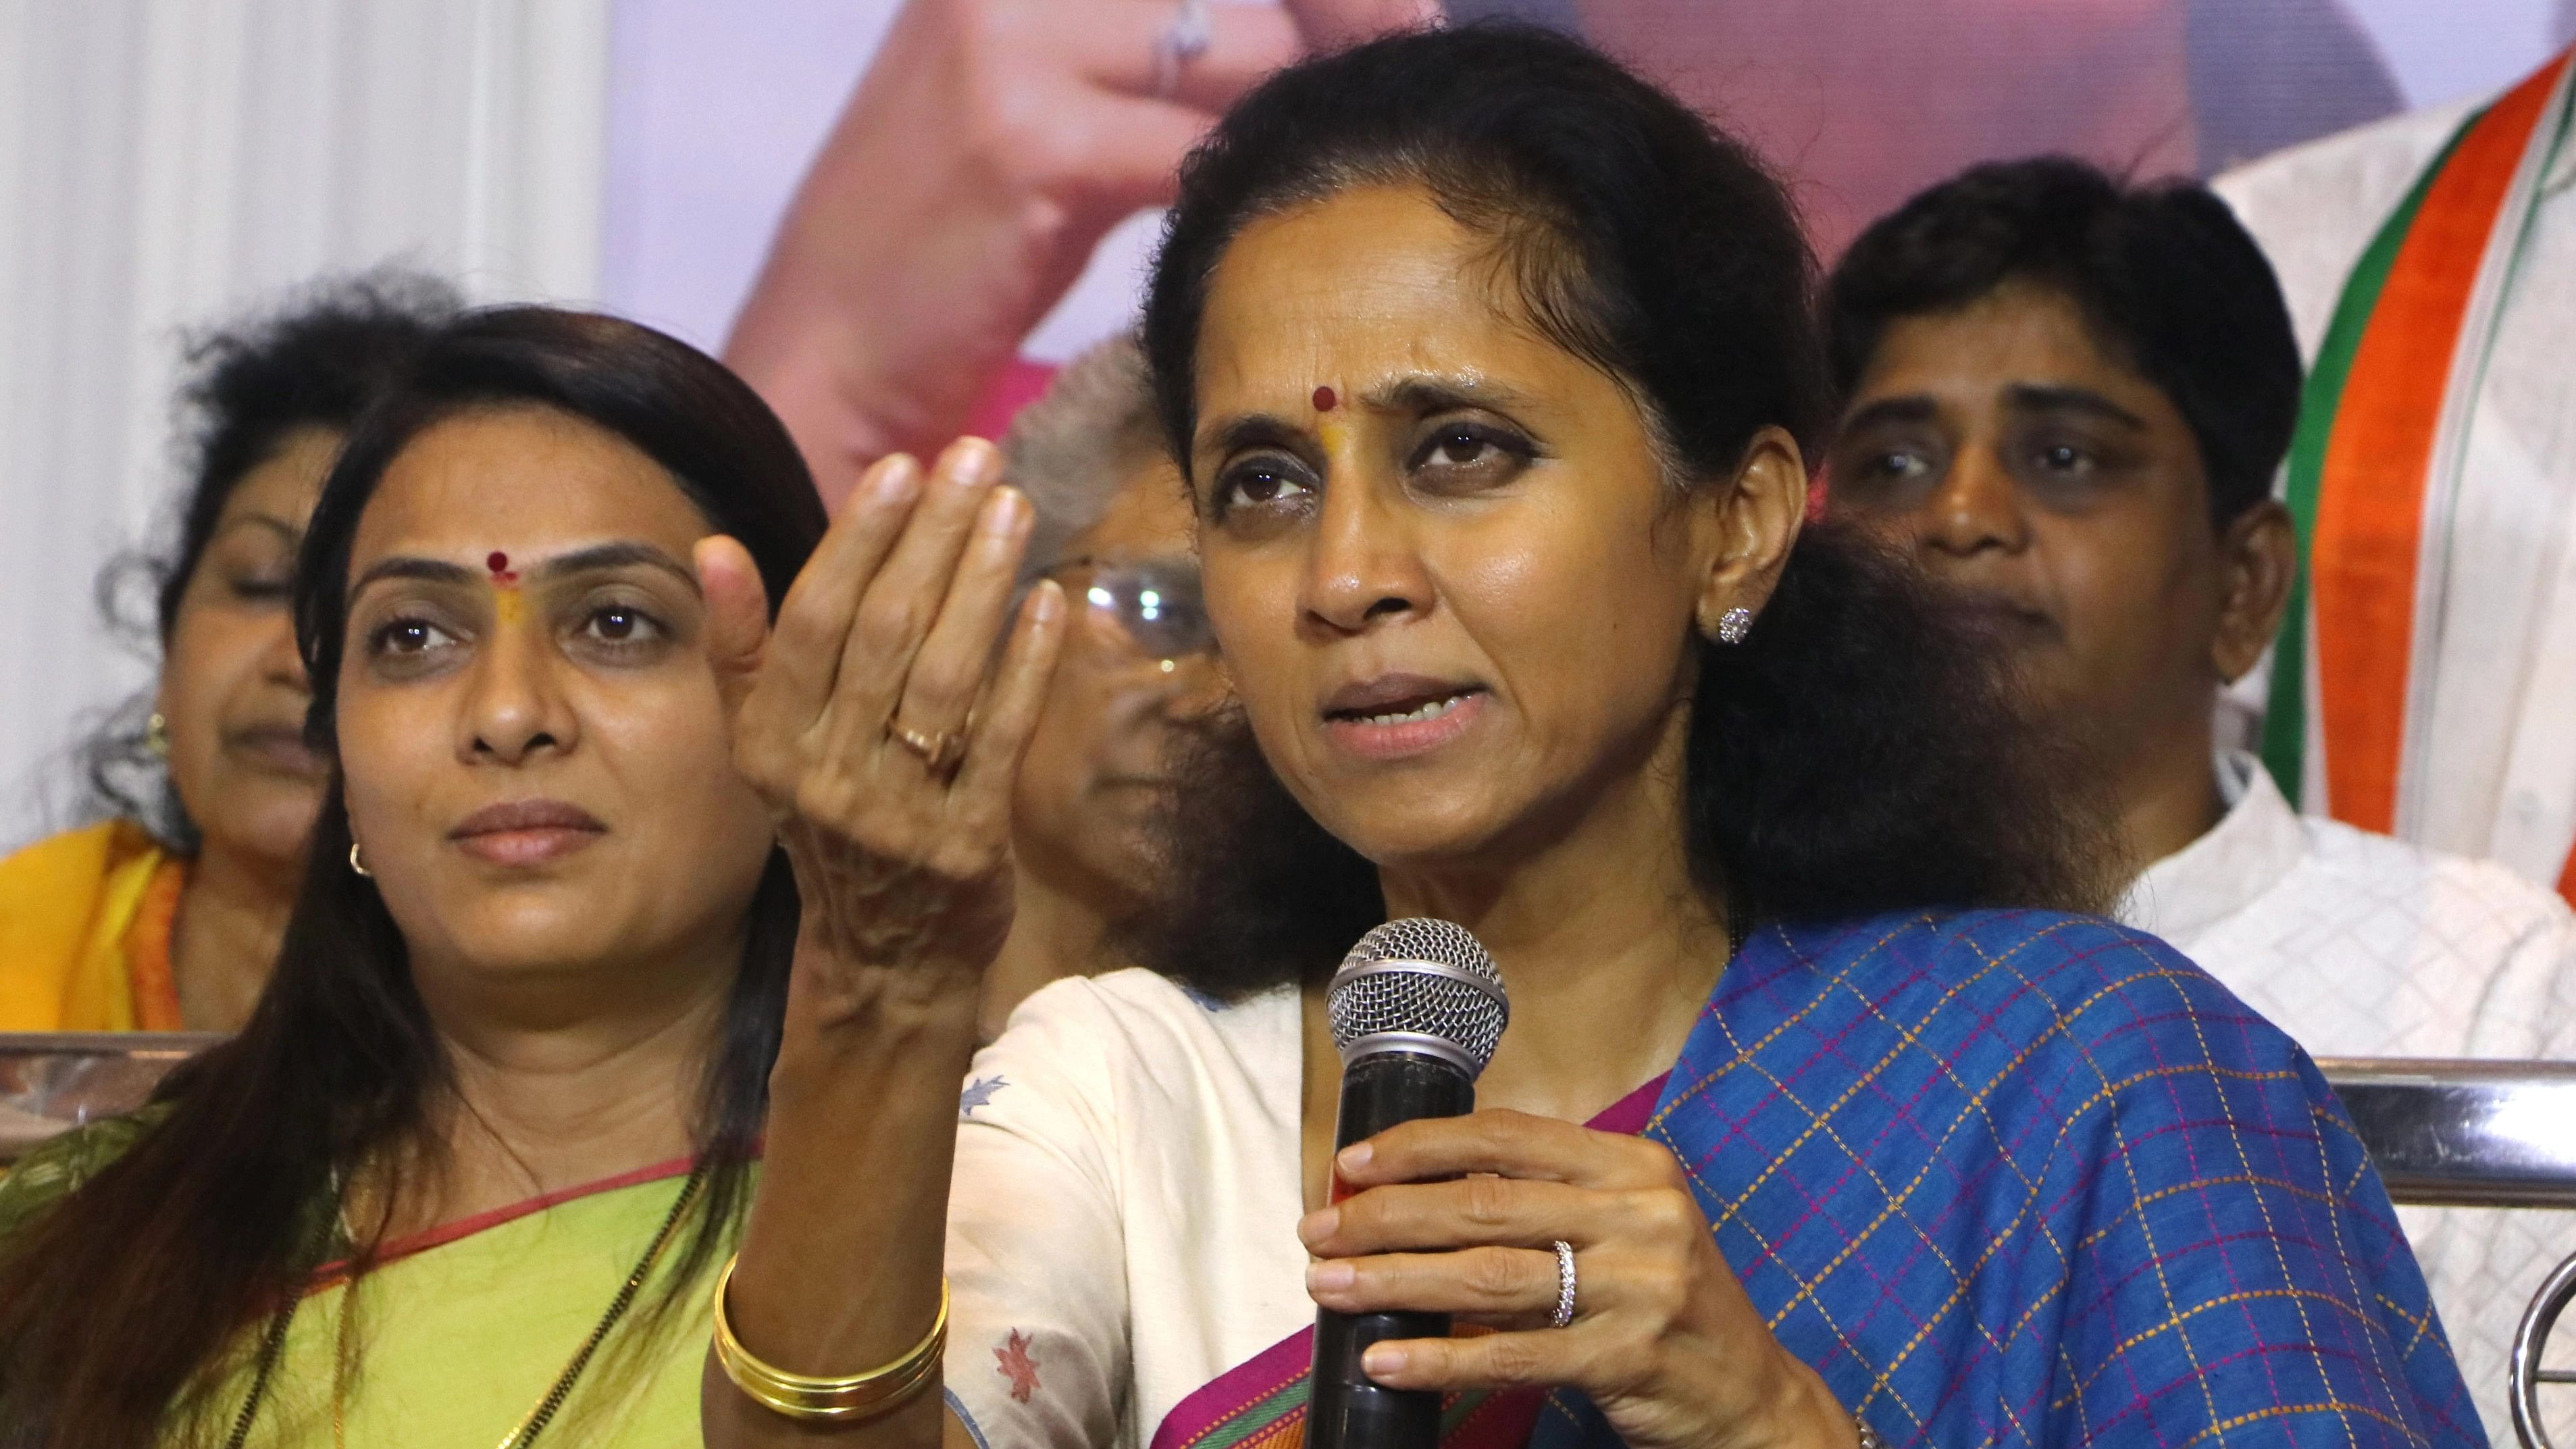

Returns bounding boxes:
[888,723,965,775]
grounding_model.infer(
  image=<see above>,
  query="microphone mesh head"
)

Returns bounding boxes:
[1326,918,1508,1075]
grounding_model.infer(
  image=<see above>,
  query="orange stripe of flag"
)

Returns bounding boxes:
[2311,54,2568,834]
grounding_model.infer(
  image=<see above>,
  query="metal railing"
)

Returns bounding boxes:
[2321,1060,2576,1449]
[0,1032,217,1163]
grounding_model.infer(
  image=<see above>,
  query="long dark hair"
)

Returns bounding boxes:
[1135,25,2110,995]
[0,308,827,1446]
[80,271,461,848]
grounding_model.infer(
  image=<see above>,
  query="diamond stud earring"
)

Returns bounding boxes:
[1716,606,1754,645]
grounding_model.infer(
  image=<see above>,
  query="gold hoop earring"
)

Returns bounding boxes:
[146,712,171,758]
[349,842,371,878]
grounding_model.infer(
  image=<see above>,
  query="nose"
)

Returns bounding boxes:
[257,612,309,694]
[458,618,573,765]
[1301,471,1433,637]
[1918,449,2028,562]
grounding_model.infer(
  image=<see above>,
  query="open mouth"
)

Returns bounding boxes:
[1329,691,1480,728]
[1321,676,1489,760]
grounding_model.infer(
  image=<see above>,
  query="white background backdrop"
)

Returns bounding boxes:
[0,0,606,848]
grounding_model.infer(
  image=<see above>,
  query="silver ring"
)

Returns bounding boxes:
[1152,0,1212,100]
[1549,1240,1576,1329]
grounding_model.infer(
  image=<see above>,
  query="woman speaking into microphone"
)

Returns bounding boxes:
[704,24,2477,1449]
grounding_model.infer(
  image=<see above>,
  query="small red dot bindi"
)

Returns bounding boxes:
[1312,386,1337,412]
[486,551,509,574]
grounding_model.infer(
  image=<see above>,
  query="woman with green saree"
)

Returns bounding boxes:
[0,307,828,1445]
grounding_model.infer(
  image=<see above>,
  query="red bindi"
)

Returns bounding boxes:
[485,551,518,584]
[1312,385,1337,412]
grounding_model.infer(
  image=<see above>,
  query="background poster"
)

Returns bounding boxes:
[602,0,2576,374]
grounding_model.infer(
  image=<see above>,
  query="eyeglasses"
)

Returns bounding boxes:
[1056,557,1213,664]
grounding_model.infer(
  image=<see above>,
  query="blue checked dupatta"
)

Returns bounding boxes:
[1154,909,2481,1449]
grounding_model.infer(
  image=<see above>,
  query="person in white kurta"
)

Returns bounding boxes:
[1822,152,2576,1444]
[2119,749,2576,1445]
[937,972,1308,1449]
[2212,49,2576,904]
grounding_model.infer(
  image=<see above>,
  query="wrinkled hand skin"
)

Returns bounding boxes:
[698,440,1066,1029]
[769,796,1016,1026]
[1300,1109,1859,1449]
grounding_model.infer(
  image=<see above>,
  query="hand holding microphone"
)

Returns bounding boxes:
[1304,919,1511,1449]
[1302,921,1863,1449]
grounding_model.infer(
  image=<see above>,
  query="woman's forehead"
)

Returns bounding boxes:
[1197,189,1529,395]
[351,407,709,566]
[1190,188,1634,448]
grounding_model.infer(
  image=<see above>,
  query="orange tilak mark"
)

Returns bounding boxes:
[486,551,525,624]
[2310,53,2564,834]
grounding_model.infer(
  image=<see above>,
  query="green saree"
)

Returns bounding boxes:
[0,1123,725,1447]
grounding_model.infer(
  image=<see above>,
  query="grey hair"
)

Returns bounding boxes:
[1003,334,1167,586]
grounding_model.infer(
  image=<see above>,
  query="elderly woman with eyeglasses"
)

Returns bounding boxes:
[982,336,1222,1038]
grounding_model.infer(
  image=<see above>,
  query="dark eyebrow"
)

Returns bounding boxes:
[1199,413,1311,462]
[1836,396,1939,434]
[1364,377,1538,417]
[2002,384,2146,431]
[1197,375,1543,461]
[215,512,301,545]
[349,557,475,601]
[532,542,701,594]
[347,542,701,605]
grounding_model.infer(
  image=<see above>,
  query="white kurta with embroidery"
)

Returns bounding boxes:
[938,971,1311,1449]
[2119,751,2576,1444]
[2213,83,2576,894]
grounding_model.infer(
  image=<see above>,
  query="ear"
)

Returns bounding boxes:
[1691,426,1808,642]
[2211,499,2296,685]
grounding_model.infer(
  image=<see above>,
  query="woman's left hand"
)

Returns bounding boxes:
[1299,1109,1860,1449]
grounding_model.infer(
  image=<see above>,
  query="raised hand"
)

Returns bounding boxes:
[1299,1109,1860,1449]
[698,436,1066,1020]
[725,0,1440,506]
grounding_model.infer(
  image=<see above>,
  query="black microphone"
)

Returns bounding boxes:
[1306,919,1510,1449]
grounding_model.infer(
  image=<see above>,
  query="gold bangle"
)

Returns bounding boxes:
[711,1254,950,1422]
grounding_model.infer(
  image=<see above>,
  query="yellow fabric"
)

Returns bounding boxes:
[202,1169,726,1448]
[0,819,177,1030]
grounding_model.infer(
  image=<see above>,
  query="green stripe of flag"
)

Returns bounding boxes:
[2259,111,2482,806]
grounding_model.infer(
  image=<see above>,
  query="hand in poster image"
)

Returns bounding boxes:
[727,0,1437,506]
